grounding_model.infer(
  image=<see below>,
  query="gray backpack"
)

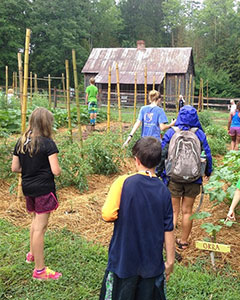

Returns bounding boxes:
[165,126,202,183]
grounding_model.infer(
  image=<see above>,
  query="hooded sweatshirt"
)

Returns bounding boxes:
[161,105,212,184]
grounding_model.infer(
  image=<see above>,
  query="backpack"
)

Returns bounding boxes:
[165,126,202,183]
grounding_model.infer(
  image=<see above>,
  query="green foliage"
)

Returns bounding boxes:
[205,150,240,205]
[201,223,222,235]
[207,137,228,156]
[190,211,212,220]
[198,110,213,130]
[57,139,91,191]
[84,132,124,175]
[0,138,16,180]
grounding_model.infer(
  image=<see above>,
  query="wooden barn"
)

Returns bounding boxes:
[81,40,195,106]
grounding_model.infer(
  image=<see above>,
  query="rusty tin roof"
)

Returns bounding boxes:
[82,47,193,84]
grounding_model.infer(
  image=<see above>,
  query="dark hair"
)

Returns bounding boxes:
[132,137,162,168]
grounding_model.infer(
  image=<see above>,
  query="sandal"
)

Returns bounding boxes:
[176,239,189,250]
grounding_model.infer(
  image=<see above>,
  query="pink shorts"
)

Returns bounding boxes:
[229,127,240,136]
[25,192,59,214]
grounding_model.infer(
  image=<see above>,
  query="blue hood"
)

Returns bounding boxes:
[175,105,203,131]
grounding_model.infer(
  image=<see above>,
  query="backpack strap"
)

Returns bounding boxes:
[190,127,199,133]
[172,126,180,133]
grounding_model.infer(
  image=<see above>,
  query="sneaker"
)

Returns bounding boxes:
[32,267,62,280]
[26,252,34,264]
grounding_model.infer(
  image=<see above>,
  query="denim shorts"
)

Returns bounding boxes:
[25,192,58,214]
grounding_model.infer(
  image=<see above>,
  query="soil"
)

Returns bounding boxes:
[1,122,239,274]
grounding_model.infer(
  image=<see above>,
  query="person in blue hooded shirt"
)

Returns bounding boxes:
[160,105,212,250]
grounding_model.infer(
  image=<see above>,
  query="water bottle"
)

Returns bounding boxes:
[200,151,207,176]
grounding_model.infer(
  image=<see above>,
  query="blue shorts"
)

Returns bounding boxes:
[88,102,97,113]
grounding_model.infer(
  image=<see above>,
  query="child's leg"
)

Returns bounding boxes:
[181,196,195,244]
[32,212,50,270]
[231,135,236,150]
[29,213,36,255]
[171,197,181,229]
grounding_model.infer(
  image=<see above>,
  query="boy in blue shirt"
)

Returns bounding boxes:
[100,137,175,300]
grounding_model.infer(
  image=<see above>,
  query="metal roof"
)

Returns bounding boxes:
[82,47,193,84]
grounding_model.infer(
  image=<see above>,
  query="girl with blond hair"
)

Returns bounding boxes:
[123,90,175,147]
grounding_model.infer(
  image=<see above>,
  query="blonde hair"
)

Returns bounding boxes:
[148,90,160,103]
[17,107,54,155]
[89,77,95,85]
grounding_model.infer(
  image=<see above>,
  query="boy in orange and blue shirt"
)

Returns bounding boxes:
[100,137,175,300]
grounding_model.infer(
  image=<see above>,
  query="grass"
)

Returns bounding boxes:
[1,219,239,300]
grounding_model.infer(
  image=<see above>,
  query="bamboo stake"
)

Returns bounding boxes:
[34,73,38,94]
[177,78,181,113]
[144,65,147,105]
[175,75,178,112]
[12,72,15,90]
[116,63,123,142]
[206,80,209,109]
[188,74,192,105]
[201,78,204,111]
[153,74,155,90]
[17,28,31,203]
[15,72,18,95]
[18,53,23,106]
[72,49,83,147]
[163,73,166,111]
[5,66,8,102]
[193,80,195,107]
[107,66,111,133]
[30,71,32,106]
[48,74,51,108]
[133,72,137,124]
[65,60,72,142]
[198,79,202,112]
[62,73,66,108]
[185,77,188,104]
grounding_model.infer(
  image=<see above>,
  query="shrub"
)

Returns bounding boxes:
[198,110,213,130]
[207,137,227,156]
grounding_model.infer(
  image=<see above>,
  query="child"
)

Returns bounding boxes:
[100,137,175,300]
[178,95,185,111]
[123,90,175,147]
[11,107,62,280]
[227,179,240,221]
[85,77,98,126]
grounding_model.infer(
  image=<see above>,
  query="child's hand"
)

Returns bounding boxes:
[226,208,236,221]
[164,261,174,281]
[122,136,132,148]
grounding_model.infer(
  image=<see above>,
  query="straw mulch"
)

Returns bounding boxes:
[0,160,239,274]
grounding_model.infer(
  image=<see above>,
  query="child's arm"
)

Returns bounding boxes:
[164,230,175,281]
[227,188,240,221]
[48,153,61,176]
[122,120,141,148]
[102,175,127,222]
[11,155,22,173]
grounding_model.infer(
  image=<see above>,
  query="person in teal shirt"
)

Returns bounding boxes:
[85,77,98,126]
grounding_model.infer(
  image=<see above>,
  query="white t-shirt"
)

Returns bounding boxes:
[230,104,236,114]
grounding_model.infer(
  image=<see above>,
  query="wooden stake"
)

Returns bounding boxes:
[72,49,83,147]
[163,73,166,111]
[15,72,18,95]
[175,75,178,112]
[193,80,195,106]
[5,66,8,102]
[185,78,188,104]
[62,73,66,108]
[116,63,122,142]
[48,74,51,108]
[30,71,32,106]
[65,59,72,142]
[188,74,192,105]
[34,73,38,94]
[201,78,204,111]
[18,53,23,106]
[177,78,181,113]
[107,66,111,133]
[144,65,147,105]
[207,80,209,109]
[153,74,155,90]
[17,28,31,204]
[133,72,137,124]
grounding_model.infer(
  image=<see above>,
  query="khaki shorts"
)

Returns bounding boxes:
[168,180,201,198]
